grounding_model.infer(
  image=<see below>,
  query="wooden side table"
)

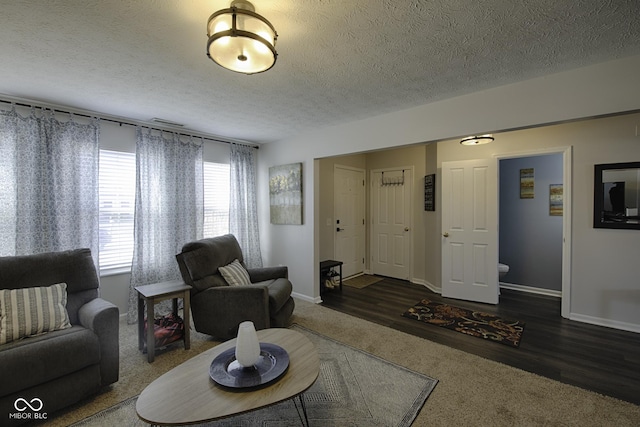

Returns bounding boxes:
[136,280,192,363]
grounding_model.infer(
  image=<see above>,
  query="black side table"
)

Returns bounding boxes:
[320,260,343,293]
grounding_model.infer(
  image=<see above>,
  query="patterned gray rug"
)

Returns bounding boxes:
[72,325,437,426]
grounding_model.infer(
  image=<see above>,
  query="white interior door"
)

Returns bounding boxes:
[334,166,365,278]
[371,168,412,280]
[441,159,498,304]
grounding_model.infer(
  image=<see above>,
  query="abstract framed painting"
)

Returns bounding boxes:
[520,168,534,199]
[549,184,563,216]
[269,162,302,225]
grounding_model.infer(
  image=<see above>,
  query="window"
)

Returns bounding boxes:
[98,150,136,274]
[203,162,230,238]
[97,154,229,274]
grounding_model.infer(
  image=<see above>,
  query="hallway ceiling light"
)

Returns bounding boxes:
[206,0,278,75]
[460,134,494,145]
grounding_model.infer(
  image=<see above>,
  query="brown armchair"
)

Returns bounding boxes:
[175,234,295,340]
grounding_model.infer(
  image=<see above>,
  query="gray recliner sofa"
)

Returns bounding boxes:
[176,234,295,340]
[0,249,119,424]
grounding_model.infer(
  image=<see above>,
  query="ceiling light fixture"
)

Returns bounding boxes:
[460,134,494,145]
[206,0,278,75]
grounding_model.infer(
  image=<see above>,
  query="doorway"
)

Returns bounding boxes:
[441,147,572,318]
[498,153,564,298]
[498,147,572,318]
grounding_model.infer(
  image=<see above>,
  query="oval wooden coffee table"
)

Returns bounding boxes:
[136,328,319,425]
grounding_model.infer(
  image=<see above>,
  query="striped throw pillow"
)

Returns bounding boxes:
[0,282,72,345]
[219,259,251,286]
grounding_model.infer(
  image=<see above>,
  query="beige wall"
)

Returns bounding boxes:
[315,112,640,329]
[437,112,640,328]
[424,143,440,289]
[258,55,640,331]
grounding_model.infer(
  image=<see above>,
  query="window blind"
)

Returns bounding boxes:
[98,150,136,273]
[203,162,230,238]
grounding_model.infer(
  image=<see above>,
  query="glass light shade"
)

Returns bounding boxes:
[235,321,261,368]
[460,134,494,145]
[207,3,277,74]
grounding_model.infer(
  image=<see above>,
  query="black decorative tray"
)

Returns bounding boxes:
[209,343,289,389]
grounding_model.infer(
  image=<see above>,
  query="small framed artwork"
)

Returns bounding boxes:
[424,174,435,211]
[520,168,534,199]
[549,184,563,216]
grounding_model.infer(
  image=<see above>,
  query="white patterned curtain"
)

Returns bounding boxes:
[0,106,99,261]
[127,128,203,323]
[229,143,262,268]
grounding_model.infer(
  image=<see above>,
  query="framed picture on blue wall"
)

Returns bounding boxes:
[549,184,563,216]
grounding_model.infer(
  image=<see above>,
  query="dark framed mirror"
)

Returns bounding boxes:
[594,162,640,229]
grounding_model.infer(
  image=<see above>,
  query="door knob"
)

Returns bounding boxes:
[443,232,449,237]
[336,227,344,232]
[404,227,409,232]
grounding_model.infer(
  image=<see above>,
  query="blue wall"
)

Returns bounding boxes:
[499,154,563,291]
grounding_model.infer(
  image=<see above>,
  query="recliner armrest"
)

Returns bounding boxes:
[248,266,288,282]
[78,298,119,386]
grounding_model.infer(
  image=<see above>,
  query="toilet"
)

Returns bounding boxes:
[498,263,509,279]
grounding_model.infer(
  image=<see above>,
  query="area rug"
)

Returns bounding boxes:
[343,274,383,289]
[71,325,437,426]
[402,299,525,348]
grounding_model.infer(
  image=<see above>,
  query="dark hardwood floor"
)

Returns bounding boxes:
[320,276,640,406]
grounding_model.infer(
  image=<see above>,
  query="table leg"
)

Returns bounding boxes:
[172,297,178,315]
[293,393,310,426]
[146,298,155,363]
[137,295,144,351]
[183,291,191,350]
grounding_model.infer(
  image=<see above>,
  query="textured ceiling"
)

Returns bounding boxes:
[1,0,639,144]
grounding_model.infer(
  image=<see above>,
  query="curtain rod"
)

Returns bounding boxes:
[0,96,259,149]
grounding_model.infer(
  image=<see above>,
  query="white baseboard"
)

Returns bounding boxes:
[293,292,321,304]
[411,278,441,294]
[499,282,562,298]
[409,279,560,299]
[500,284,640,333]
[569,312,640,334]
